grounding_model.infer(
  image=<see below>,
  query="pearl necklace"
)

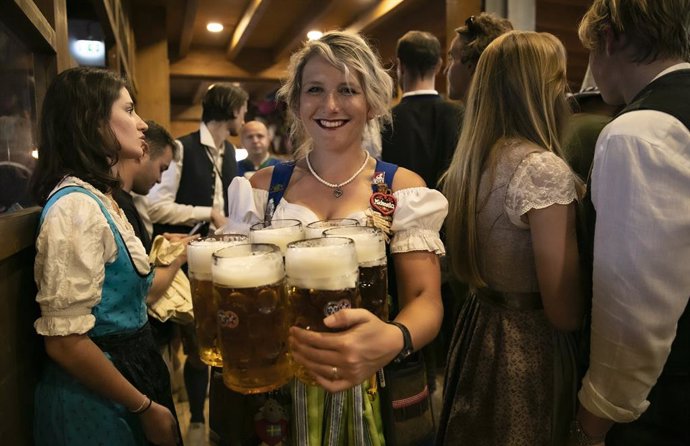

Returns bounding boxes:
[306,150,370,198]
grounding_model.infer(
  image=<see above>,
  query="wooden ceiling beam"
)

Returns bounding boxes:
[178,0,198,59]
[170,47,284,81]
[226,0,272,60]
[192,80,213,104]
[271,0,338,63]
[345,0,407,33]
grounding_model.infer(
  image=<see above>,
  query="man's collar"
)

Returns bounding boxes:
[651,62,690,82]
[402,89,439,98]
[199,121,224,153]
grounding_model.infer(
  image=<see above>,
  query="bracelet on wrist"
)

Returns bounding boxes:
[129,395,151,414]
[569,420,605,446]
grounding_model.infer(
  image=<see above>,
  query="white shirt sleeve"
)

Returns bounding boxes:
[578,111,690,422]
[34,193,114,336]
[390,187,447,255]
[34,178,151,336]
[147,139,213,226]
[221,176,266,235]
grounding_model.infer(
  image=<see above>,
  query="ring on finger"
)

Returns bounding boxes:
[331,366,340,381]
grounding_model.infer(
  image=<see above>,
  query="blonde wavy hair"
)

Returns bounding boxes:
[442,31,571,287]
[578,0,690,63]
[276,30,393,158]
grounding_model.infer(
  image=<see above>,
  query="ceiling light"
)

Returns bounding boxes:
[207,22,224,33]
[307,30,323,41]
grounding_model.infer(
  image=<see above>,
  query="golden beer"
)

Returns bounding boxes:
[285,237,360,384]
[212,243,292,394]
[187,235,248,367]
[324,226,389,320]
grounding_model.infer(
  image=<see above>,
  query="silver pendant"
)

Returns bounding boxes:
[333,187,343,198]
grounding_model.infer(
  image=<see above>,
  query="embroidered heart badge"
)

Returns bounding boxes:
[370,192,397,216]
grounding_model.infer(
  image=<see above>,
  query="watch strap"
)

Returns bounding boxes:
[386,321,413,363]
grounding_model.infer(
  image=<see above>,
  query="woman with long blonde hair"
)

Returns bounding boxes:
[437,31,584,445]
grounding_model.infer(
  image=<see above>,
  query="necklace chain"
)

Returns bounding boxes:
[306,150,369,198]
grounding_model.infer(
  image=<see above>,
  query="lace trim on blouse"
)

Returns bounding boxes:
[504,151,578,229]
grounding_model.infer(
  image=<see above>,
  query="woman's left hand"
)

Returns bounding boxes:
[289,308,402,393]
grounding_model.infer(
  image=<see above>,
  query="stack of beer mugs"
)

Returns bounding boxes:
[285,237,361,384]
[211,243,292,394]
[187,234,248,367]
[185,220,389,392]
[249,219,305,254]
[323,226,388,320]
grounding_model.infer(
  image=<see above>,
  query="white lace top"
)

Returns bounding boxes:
[34,176,150,336]
[504,151,579,228]
[224,177,447,255]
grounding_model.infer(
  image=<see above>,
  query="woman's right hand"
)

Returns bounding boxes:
[139,401,180,446]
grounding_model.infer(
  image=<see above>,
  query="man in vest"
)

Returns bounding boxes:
[147,83,248,446]
[148,83,248,236]
[570,2,690,445]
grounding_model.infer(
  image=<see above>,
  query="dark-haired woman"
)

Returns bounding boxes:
[31,67,179,446]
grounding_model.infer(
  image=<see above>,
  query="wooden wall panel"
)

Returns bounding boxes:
[536,0,592,90]
[0,209,43,446]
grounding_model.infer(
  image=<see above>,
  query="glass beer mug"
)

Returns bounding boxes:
[285,237,360,385]
[323,226,389,321]
[187,234,248,367]
[212,243,292,394]
[304,217,360,239]
[249,219,305,255]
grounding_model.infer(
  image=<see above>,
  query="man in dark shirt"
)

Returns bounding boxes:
[381,30,463,190]
[115,121,176,250]
[236,120,280,178]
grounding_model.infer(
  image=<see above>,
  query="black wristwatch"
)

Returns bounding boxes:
[387,321,414,363]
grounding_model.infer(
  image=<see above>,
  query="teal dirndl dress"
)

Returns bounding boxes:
[33,186,174,446]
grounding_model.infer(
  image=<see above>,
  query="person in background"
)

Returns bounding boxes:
[569,1,690,445]
[30,66,179,446]
[148,83,248,236]
[445,13,513,102]
[114,120,193,374]
[381,30,464,398]
[224,30,446,445]
[237,120,280,178]
[116,120,176,253]
[381,30,463,190]
[147,83,248,445]
[438,31,584,445]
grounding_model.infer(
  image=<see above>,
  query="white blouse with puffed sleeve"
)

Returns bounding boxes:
[224,176,447,255]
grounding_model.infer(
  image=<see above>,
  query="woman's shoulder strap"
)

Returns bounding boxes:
[40,186,117,235]
[265,161,297,221]
[372,159,398,192]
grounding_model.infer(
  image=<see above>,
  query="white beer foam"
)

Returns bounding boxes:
[285,244,359,290]
[250,226,304,254]
[325,229,385,265]
[188,240,243,279]
[304,227,328,239]
[212,250,284,288]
